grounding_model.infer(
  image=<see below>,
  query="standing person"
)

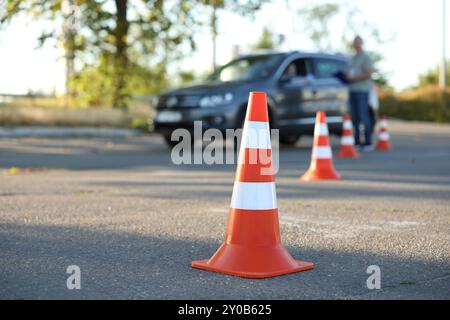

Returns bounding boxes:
[346,35,374,151]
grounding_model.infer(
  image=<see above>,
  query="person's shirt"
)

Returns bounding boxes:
[346,51,373,92]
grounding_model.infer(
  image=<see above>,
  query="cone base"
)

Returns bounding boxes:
[376,145,391,151]
[336,146,360,159]
[336,150,360,158]
[376,141,391,151]
[300,168,342,181]
[191,243,314,279]
[192,259,314,278]
[191,260,314,279]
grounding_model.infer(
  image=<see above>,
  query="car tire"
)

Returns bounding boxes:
[280,134,301,146]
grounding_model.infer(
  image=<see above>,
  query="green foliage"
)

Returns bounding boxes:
[0,0,270,108]
[177,70,197,85]
[298,3,340,51]
[251,27,276,50]
[0,0,201,108]
[70,53,168,108]
[298,2,391,88]
[367,51,390,88]
[379,86,450,123]
[198,0,268,15]
[418,61,450,86]
[131,117,150,131]
[69,61,113,108]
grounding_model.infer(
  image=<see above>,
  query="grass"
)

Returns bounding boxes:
[0,96,154,131]
[3,167,49,175]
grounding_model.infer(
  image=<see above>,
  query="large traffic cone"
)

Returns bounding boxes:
[191,92,314,278]
[301,111,342,181]
[337,114,360,158]
[376,115,392,151]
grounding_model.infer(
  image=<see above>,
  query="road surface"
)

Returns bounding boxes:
[0,120,449,299]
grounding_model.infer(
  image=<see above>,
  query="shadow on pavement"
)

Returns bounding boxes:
[0,222,448,299]
[87,172,450,201]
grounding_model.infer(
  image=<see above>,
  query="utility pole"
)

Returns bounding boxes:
[61,0,76,107]
[211,1,218,72]
[284,0,295,49]
[440,0,448,90]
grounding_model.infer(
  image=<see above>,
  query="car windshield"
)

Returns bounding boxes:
[208,54,285,82]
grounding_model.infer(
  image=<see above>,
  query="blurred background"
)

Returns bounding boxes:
[0,0,449,130]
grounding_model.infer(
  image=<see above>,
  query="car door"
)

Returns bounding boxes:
[276,57,317,123]
[310,57,348,117]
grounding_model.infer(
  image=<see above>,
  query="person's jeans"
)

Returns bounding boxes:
[349,91,372,145]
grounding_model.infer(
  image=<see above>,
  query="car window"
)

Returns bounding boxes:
[314,59,345,78]
[208,54,285,82]
[282,58,311,77]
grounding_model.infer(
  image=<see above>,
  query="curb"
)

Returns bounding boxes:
[0,126,143,138]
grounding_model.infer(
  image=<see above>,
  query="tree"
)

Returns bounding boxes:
[297,2,392,88]
[0,0,199,108]
[61,0,76,107]
[1,0,269,108]
[298,3,339,52]
[198,0,270,70]
[418,61,450,87]
[251,26,276,50]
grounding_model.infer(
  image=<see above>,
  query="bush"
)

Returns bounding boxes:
[379,86,450,123]
[131,117,150,132]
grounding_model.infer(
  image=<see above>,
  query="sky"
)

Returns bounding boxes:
[0,0,448,95]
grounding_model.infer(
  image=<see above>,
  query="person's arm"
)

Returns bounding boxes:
[347,54,374,82]
[347,68,373,82]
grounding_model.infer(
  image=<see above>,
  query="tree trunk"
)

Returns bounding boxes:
[211,2,217,72]
[112,0,129,109]
[61,0,76,108]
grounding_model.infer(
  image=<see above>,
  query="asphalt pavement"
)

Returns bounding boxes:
[0,120,449,299]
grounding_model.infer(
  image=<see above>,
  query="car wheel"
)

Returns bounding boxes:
[279,134,301,146]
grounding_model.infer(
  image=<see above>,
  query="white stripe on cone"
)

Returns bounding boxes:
[314,123,329,136]
[343,121,353,130]
[380,120,388,128]
[230,182,277,210]
[379,132,390,141]
[241,121,271,150]
[341,136,355,145]
[312,146,332,159]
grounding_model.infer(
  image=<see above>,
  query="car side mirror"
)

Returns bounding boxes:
[279,75,294,84]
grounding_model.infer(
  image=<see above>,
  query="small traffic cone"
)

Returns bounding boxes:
[337,114,360,158]
[301,111,342,181]
[376,115,392,151]
[191,92,314,278]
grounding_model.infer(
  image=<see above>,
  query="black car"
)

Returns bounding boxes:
[154,50,349,147]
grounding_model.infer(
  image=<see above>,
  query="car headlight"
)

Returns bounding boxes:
[199,93,233,108]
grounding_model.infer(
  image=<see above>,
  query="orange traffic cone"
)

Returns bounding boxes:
[337,114,360,158]
[376,115,392,151]
[301,111,342,181]
[191,92,314,278]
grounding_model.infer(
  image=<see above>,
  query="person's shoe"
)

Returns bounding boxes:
[362,144,375,152]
